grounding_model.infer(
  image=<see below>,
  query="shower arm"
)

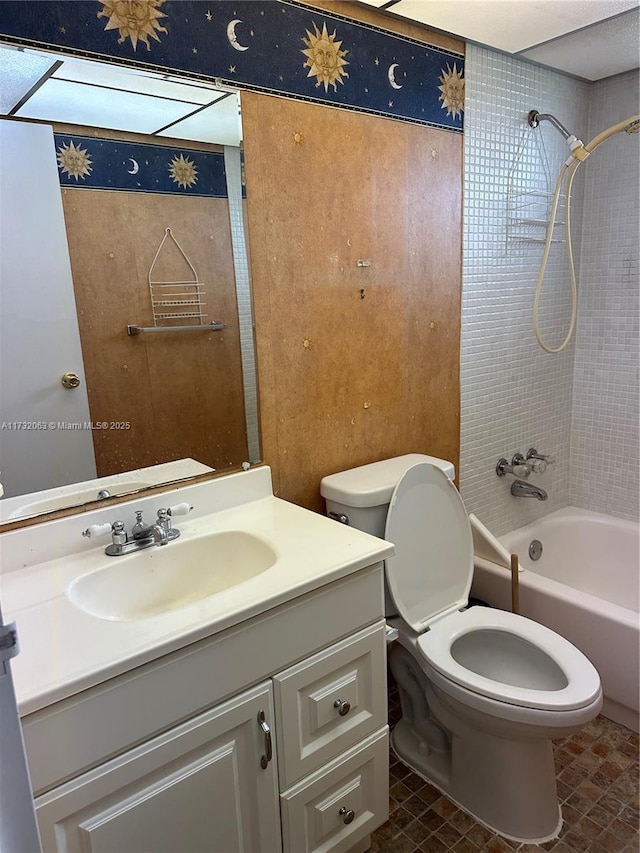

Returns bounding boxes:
[527,109,572,140]
[527,109,589,161]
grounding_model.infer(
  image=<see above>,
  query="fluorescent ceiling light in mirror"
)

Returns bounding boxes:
[50,53,223,105]
[158,95,242,146]
[0,45,57,114]
[15,78,197,134]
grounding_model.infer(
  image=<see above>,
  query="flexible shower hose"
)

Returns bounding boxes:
[533,114,640,353]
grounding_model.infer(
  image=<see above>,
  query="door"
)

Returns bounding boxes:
[0,119,95,500]
[34,681,282,853]
[0,600,41,852]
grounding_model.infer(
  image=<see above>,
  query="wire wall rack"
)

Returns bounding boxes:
[127,227,226,336]
[506,124,566,251]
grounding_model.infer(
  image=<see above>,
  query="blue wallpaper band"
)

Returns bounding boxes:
[0,1,464,132]
[53,134,229,196]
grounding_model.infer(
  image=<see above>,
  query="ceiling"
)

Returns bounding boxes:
[357,0,640,81]
[0,44,242,145]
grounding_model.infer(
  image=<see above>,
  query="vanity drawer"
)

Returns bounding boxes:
[273,620,387,789]
[280,726,388,853]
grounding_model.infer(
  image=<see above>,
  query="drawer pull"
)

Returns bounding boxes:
[339,807,355,825]
[333,698,351,717]
[257,710,272,769]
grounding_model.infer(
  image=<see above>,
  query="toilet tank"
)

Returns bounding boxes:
[320,454,456,537]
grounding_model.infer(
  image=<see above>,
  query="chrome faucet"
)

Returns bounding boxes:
[82,503,193,556]
[510,480,548,501]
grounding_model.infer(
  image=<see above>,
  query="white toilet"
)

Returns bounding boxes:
[320,455,602,844]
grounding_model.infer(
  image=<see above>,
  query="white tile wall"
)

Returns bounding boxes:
[460,45,586,534]
[460,47,639,532]
[570,71,639,520]
[224,144,260,463]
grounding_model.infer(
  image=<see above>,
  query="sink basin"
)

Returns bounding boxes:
[66,530,278,621]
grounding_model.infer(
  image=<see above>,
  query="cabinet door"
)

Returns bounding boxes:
[34,682,281,853]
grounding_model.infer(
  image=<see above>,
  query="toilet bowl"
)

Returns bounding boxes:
[320,456,603,844]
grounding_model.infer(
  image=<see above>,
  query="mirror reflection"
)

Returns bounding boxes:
[0,44,259,524]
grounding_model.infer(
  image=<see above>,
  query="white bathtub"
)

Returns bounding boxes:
[471,507,639,732]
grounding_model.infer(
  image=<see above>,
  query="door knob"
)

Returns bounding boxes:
[61,372,81,389]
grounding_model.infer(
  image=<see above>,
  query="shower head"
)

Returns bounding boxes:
[624,118,640,134]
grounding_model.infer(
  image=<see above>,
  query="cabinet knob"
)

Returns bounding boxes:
[339,807,355,825]
[333,698,351,716]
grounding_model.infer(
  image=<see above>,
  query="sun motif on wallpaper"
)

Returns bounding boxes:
[301,21,349,92]
[438,63,465,119]
[56,140,92,181]
[168,154,198,189]
[97,0,168,51]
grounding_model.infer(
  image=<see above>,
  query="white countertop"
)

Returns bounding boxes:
[0,468,393,716]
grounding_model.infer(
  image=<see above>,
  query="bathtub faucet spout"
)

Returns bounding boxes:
[511,479,548,501]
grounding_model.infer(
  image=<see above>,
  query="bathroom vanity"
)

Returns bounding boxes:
[0,466,394,853]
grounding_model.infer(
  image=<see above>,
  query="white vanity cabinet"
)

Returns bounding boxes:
[21,564,389,853]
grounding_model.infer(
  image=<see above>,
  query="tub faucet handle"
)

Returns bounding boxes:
[496,454,530,478]
[526,448,554,474]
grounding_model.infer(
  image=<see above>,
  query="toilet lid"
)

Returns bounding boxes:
[384,462,473,632]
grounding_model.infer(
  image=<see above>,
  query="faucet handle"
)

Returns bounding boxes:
[526,448,554,474]
[82,522,114,538]
[511,453,530,477]
[496,456,530,478]
[166,502,193,517]
[527,448,554,463]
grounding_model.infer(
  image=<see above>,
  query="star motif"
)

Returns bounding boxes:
[205,10,212,21]
[192,47,198,54]
[229,65,236,74]
[59,26,66,34]
[389,101,393,107]
[374,57,379,66]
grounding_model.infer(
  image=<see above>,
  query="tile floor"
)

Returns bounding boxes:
[370,681,639,853]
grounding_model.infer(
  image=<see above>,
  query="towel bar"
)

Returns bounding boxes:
[127,322,226,335]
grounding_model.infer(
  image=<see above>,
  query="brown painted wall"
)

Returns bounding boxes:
[243,93,463,512]
[60,139,248,476]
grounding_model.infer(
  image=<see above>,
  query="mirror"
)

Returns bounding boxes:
[0,44,259,525]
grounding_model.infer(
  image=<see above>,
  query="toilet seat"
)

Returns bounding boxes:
[383,462,601,714]
[417,606,602,711]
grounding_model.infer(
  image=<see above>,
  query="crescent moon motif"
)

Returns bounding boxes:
[227,19,249,51]
[127,158,139,175]
[388,63,402,90]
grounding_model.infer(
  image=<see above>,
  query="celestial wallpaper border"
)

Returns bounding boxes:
[0,0,464,132]
[53,134,230,196]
